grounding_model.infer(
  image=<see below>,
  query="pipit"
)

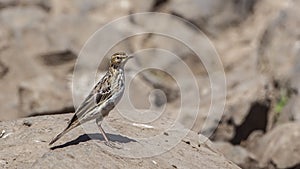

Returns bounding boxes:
[49,52,133,147]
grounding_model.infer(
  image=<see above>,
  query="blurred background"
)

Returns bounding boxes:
[0,0,299,168]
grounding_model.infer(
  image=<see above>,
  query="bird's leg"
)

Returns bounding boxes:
[96,118,110,143]
[96,118,122,149]
[98,123,110,143]
[96,118,114,148]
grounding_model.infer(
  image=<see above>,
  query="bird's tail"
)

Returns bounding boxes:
[49,126,73,146]
[49,114,81,145]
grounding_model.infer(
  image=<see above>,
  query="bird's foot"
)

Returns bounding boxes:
[104,141,122,149]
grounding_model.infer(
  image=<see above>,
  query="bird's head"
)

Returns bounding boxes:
[110,52,133,68]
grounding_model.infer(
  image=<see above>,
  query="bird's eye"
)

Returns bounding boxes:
[116,57,120,59]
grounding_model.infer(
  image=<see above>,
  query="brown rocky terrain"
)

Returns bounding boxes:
[0,113,240,169]
[0,0,299,168]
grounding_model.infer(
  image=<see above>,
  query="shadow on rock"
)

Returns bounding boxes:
[50,133,136,150]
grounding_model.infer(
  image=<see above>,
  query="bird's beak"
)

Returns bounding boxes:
[123,55,133,64]
[127,55,134,59]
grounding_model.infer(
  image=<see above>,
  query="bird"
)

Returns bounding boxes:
[49,52,133,147]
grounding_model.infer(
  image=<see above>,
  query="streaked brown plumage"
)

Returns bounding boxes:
[49,52,133,146]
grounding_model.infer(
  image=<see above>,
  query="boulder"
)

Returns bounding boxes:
[0,113,240,169]
[249,123,300,168]
[213,141,257,168]
[18,75,73,117]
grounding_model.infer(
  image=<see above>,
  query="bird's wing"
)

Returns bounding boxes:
[49,73,117,145]
[67,73,116,127]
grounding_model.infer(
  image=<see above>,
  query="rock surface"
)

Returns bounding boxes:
[248,122,300,169]
[213,141,257,168]
[18,75,73,117]
[0,114,239,169]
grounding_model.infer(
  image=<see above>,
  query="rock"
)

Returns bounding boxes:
[46,15,100,55]
[281,44,300,122]
[0,25,11,51]
[256,0,300,79]
[249,122,300,168]
[211,58,268,142]
[0,59,8,78]
[38,50,77,67]
[165,0,257,36]
[209,0,292,142]
[0,0,51,11]
[18,75,73,117]
[211,121,235,142]
[0,7,59,121]
[0,6,48,31]
[139,68,179,104]
[51,0,154,23]
[0,7,77,120]
[129,0,155,13]
[254,0,300,129]
[0,6,50,56]
[0,48,76,120]
[213,141,257,168]
[127,13,224,132]
[225,67,267,126]
[0,114,240,169]
[121,73,154,109]
[289,94,300,123]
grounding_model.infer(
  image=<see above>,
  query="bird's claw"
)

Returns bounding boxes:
[105,141,122,149]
